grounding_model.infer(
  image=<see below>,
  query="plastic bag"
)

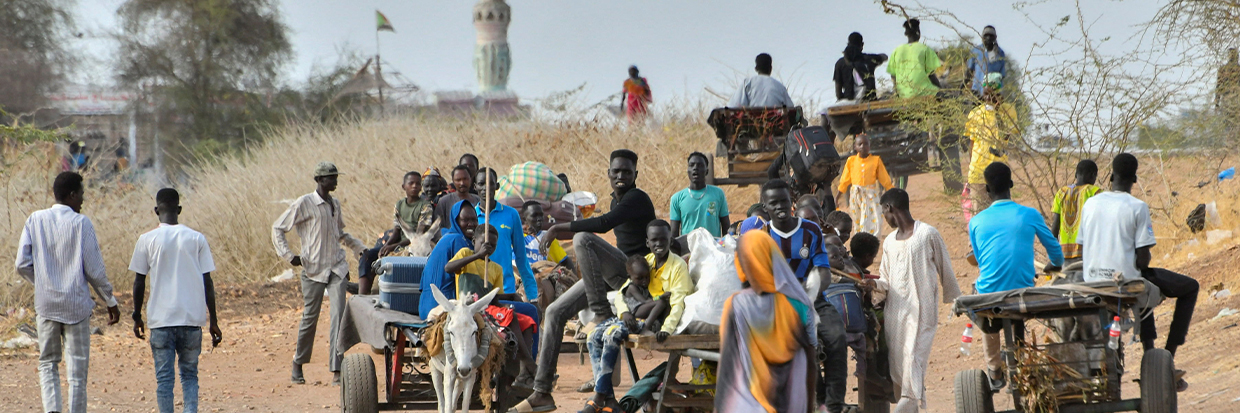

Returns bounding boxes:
[674,228,742,333]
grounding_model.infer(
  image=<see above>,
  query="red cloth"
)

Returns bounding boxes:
[485,305,536,332]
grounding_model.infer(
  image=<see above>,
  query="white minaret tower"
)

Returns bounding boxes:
[473,0,511,92]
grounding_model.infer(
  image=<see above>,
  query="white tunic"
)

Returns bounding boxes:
[877,221,962,410]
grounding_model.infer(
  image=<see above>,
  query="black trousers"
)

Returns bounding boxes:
[1140,268,1199,353]
[815,299,848,413]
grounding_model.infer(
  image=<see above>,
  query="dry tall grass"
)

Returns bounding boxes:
[0,117,762,310]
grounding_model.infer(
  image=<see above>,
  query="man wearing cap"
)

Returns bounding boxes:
[963,73,1017,215]
[272,162,367,385]
[966,25,1008,98]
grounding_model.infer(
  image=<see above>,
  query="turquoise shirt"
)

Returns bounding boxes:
[669,185,730,237]
[968,200,1064,294]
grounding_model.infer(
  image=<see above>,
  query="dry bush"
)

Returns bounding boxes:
[0,116,763,310]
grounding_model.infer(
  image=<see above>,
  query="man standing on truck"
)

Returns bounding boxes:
[966,26,1008,98]
[887,19,942,99]
[728,53,795,108]
[834,32,888,102]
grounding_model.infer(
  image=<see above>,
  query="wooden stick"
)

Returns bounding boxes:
[483,169,492,285]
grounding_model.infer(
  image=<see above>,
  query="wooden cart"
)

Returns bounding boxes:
[704,107,806,187]
[625,334,720,412]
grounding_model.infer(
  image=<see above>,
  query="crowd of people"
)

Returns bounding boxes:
[11,18,1200,413]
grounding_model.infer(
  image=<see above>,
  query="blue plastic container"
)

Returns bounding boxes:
[376,256,427,315]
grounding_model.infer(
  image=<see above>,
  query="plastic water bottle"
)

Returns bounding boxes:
[961,323,975,355]
[1107,316,1122,350]
[1220,167,1236,181]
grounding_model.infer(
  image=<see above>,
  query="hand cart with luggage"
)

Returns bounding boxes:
[950,275,1176,413]
[705,106,843,208]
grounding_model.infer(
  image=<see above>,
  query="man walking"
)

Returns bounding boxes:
[512,149,656,413]
[874,188,961,413]
[272,162,366,385]
[1079,153,1197,391]
[130,188,222,413]
[669,152,730,237]
[968,163,1063,390]
[16,171,121,413]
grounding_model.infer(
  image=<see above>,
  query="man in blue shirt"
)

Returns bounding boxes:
[968,162,1062,389]
[754,179,848,413]
[966,25,1008,97]
[474,168,537,300]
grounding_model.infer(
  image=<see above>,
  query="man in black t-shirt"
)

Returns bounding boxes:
[515,149,657,413]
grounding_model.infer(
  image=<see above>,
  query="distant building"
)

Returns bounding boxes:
[43,85,150,172]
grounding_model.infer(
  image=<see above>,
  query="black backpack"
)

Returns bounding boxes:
[783,126,841,186]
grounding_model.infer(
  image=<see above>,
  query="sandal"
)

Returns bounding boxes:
[507,398,556,413]
[577,381,595,393]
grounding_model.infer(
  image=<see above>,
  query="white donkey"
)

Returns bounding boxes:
[428,287,497,413]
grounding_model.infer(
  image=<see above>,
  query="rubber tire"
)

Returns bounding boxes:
[1139,349,1177,413]
[341,353,379,413]
[954,369,995,413]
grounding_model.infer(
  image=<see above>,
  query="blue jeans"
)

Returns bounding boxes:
[150,327,202,413]
[587,318,639,396]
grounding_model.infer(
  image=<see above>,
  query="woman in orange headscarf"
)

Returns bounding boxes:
[716,231,817,413]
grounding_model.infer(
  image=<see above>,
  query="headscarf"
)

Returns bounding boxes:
[716,231,815,413]
[419,200,475,319]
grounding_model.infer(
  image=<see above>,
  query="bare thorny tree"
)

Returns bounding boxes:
[874,0,1238,236]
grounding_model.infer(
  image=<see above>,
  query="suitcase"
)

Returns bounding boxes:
[376,256,427,315]
[784,126,841,186]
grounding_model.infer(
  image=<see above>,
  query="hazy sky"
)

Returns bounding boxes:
[72,0,1168,107]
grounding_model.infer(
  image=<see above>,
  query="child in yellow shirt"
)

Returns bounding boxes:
[835,134,894,236]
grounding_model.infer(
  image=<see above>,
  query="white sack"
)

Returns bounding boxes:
[674,228,742,333]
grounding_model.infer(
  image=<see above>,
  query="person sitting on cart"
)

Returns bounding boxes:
[887,19,943,99]
[1050,159,1100,266]
[520,201,576,311]
[670,152,730,238]
[834,32,889,102]
[357,171,430,294]
[742,179,849,413]
[1078,153,1198,392]
[727,53,795,108]
[578,250,683,413]
[442,223,540,389]
[967,162,1063,390]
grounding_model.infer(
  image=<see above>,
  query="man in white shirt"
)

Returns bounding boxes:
[15,172,121,413]
[272,162,367,385]
[130,188,221,413]
[1079,153,1198,391]
[728,53,795,108]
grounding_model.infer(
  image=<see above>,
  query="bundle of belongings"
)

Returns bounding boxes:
[674,228,742,335]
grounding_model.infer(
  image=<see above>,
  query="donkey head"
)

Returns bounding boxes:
[430,286,498,378]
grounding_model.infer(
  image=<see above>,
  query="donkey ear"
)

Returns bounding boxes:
[469,288,499,313]
[430,286,456,312]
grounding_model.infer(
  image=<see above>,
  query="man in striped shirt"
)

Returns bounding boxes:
[272,162,367,385]
[15,171,121,413]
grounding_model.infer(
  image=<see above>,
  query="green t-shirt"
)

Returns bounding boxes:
[395,198,431,234]
[886,42,942,98]
[1051,184,1100,250]
[668,185,730,237]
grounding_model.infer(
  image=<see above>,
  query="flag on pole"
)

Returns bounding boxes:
[376,10,395,32]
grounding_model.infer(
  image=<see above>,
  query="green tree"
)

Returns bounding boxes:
[0,0,77,122]
[114,0,291,160]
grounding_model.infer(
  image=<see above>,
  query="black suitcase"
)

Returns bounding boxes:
[784,126,841,185]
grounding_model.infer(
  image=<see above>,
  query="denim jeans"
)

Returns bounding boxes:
[587,318,636,396]
[150,326,202,413]
[532,280,588,394]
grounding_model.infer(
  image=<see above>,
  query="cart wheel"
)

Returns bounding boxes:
[953,369,994,413]
[341,353,378,413]
[1139,349,1177,413]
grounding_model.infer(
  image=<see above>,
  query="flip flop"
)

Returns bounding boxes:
[576,320,600,340]
[577,399,616,413]
[507,398,556,413]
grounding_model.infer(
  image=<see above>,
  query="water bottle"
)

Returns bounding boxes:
[1107,316,1122,350]
[961,323,975,355]
[1220,167,1236,181]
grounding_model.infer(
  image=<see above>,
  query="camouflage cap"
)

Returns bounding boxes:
[313,161,343,178]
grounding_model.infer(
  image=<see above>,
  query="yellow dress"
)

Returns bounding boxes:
[837,154,894,236]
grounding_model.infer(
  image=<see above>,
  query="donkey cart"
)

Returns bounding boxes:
[336,295,528,413]
[951,278,1176,413]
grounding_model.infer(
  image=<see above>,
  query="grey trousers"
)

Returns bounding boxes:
[37,315,91,413]
[531,232,628,394]
[295,271,347,372]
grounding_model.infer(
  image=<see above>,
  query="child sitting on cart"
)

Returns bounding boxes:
[581,220,694,413]
[444,224,539,388]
